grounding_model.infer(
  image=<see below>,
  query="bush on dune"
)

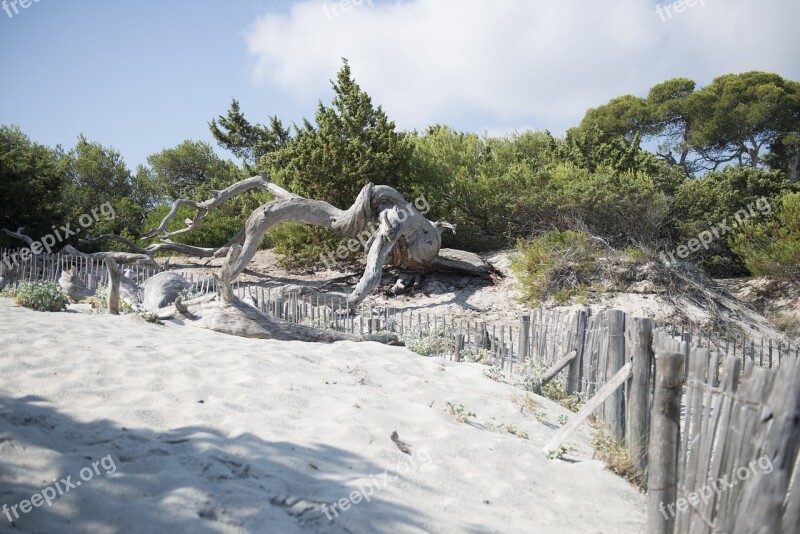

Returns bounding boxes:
[14,281,69,312]
[731,191,800,280]
[511,230,604,304]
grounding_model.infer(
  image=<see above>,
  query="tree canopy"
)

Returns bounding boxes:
[578,72,800,180]
[2,65,798,280]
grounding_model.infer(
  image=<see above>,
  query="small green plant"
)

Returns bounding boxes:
[89,286,134,314]
[558,393,587,413]
[513,393,548,424]
[557,414,569,426]
[547,446,570,460]
[14,281,69,312]
[400,324,454,357]
[518,359,586,412]
[514,393,539,413]
[483,367,503,381]
[504,424,529,440]
[621,246,650,262]
[462,347,493,364]
[0,287,16,298]
[403,335,440,356]
[445,401,476,423]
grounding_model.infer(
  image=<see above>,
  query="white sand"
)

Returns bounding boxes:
[0,298,645,533]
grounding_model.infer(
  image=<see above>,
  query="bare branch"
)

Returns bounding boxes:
[80,233,149,254]
[60,245,161,270]
[143,175,278,239]
[2,228,35,248]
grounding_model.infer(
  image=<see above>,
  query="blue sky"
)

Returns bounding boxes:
[1,0,798,169]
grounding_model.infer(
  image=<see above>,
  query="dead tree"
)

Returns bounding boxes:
[146,177,456,341]
[5,176,497,342]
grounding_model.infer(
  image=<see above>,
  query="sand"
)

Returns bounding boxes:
[0,298,646,533]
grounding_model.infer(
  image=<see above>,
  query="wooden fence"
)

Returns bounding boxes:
[541,313,798,534]
[3,249,799,532]
[649,331,799,534]
[2,250,795,365]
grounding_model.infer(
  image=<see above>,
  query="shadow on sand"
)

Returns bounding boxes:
[0,394,433,533]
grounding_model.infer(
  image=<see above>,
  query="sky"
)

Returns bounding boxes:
[1,0,798,169]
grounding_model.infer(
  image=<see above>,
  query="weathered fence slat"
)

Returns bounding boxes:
[542,361,632,457]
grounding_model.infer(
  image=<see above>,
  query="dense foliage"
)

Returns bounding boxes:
[1,63,798,285]
[14,281,69,312]
[511,230,603,303]
[730,192,800,280]
[0,126,68,240]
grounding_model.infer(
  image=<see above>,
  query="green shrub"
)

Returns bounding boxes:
[483,367,504,381]
[555,165,670,245]
[622,246,650,262]
[400,325,448,357]
[672,167,791,276]
[730,191,800,279]
[14,281,69,312]
[268,223,346,271]
[511,230,602,304]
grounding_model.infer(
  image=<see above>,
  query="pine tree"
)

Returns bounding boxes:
[269,59,412,208]
[209,99,289,172]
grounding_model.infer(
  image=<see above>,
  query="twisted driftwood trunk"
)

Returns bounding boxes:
[142,177,450,342]
[164,243,400,343]
[226,181,446,307]
[5,176,488,343]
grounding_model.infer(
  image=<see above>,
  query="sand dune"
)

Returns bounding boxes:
[0,298,645,533]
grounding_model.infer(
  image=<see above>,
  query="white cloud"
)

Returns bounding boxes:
[245,0,800,133]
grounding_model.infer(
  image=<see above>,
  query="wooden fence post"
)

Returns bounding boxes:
[518,315,530,364]
[480,321,489,350]
[647,335,685,534]
[604,310,626,440]
[542,361,632,457]
[625,317,653,477]
[104,256,120,315]
[454,333,464,363]
[568,309,588,395]
[369,318,381,334]
[539,350,577,387]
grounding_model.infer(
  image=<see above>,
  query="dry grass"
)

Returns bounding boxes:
[591,423,646,490]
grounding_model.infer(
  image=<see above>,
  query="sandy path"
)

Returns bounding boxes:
[0,299,645,533]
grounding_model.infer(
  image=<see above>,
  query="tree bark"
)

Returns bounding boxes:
[10,176,492,344]
[105,256,120,315]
